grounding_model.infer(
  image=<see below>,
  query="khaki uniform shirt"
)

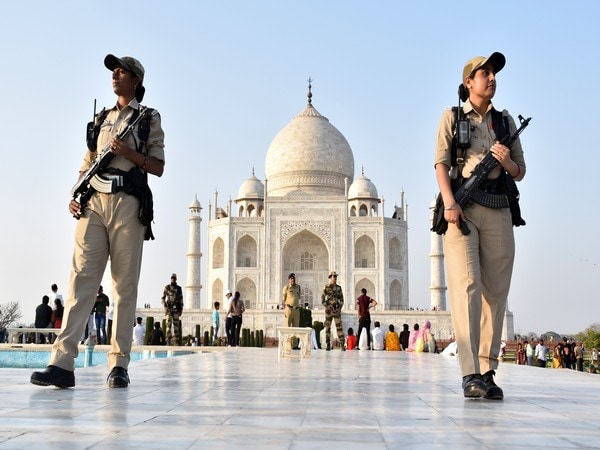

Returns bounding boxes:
[80,98,165,173]
[282,284,301,308]
[434,100,525,180]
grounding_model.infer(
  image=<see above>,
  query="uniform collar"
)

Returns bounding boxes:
[463,99,496,118]
[113,98,141,112]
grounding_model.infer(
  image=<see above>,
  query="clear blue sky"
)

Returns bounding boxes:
[1,1,598,336]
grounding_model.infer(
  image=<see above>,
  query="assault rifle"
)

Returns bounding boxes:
[71,106,149,218]
[452,114,531,235]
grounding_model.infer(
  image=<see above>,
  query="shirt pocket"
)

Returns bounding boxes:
[97,120,115,149]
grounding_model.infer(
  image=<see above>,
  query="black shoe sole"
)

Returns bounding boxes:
[30,377,74,388]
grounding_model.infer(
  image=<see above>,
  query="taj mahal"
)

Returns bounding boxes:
[142,83,514,342]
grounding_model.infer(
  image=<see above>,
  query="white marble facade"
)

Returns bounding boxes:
[203,88,408,316]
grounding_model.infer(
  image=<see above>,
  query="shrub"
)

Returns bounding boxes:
[144,317,154,345]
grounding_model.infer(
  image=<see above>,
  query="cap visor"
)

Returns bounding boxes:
[104,54,121,71]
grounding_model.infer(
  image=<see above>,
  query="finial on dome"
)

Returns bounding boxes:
[252,165,255,176]
[361,165,365,176]
[307,77,312,104]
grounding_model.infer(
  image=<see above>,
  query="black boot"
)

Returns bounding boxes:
[326,342,331,351]
[31,365,75,388]
[462,374,486,398]
[482,370,504,400]
[107,366,130,388]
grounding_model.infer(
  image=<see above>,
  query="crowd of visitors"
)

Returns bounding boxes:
[21,282,599,375]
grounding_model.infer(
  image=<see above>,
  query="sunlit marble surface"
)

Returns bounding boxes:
[0,347,598,449]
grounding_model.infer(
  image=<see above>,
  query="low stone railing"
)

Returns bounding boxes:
[277,326,312,358]
[6,327,61,344]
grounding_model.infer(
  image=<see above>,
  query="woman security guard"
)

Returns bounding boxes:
[434,52,526,399]
[31,54,165,389]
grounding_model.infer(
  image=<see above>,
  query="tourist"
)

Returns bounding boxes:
[553,344,563,368]
[52,298,64,329]
[356,288,377,350]
[416,320,435,353]
[526,339,535,366]
[535,339,548,368]
[132,317,144,345]
[385,324,400,351]
[371,321,384,350]
[224,291,233,346]
[34,295,53,344]
[407,323,419,351]
[50,283,64,307]
[346,328,357,350]
[150,322,166,346]
[574,342,584,372]
[516,342,526,365]
[399,323,410,351]
[212,301,220,345]
[227,291,245,346]
[94,286,110,344]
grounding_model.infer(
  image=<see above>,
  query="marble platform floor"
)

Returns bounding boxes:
[0,346,599,449]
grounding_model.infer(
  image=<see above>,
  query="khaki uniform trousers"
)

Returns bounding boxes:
[284,305,300,327]
[50,192,145,371]
[443,202,514,377]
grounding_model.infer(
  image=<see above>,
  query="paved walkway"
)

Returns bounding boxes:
[0,347,599,449]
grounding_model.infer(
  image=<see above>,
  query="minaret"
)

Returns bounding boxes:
[186,197,202,309]
[429,199,447,310]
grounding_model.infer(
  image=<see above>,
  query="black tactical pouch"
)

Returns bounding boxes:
[431,178,463,235]
[124,168,155,240]
[505,175,526,227]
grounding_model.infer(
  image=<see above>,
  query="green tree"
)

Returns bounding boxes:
[577,323,600,350]
[0,301,22,329]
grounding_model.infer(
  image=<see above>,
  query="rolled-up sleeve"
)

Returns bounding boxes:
[434,108,455,169]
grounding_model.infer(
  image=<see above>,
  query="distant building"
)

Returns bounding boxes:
[202,84,408,315]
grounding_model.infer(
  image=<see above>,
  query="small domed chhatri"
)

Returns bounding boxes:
[348,169,380,217]
[348,170,379,200]
[236,169,265,217]
[265,80,354,196]
[237,171,265,200]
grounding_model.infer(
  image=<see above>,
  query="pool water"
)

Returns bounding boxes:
[0,348,194,368]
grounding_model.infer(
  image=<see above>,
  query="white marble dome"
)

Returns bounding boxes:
[348,174,378,199]
[265,101,354,196]
[237,174,265,200]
